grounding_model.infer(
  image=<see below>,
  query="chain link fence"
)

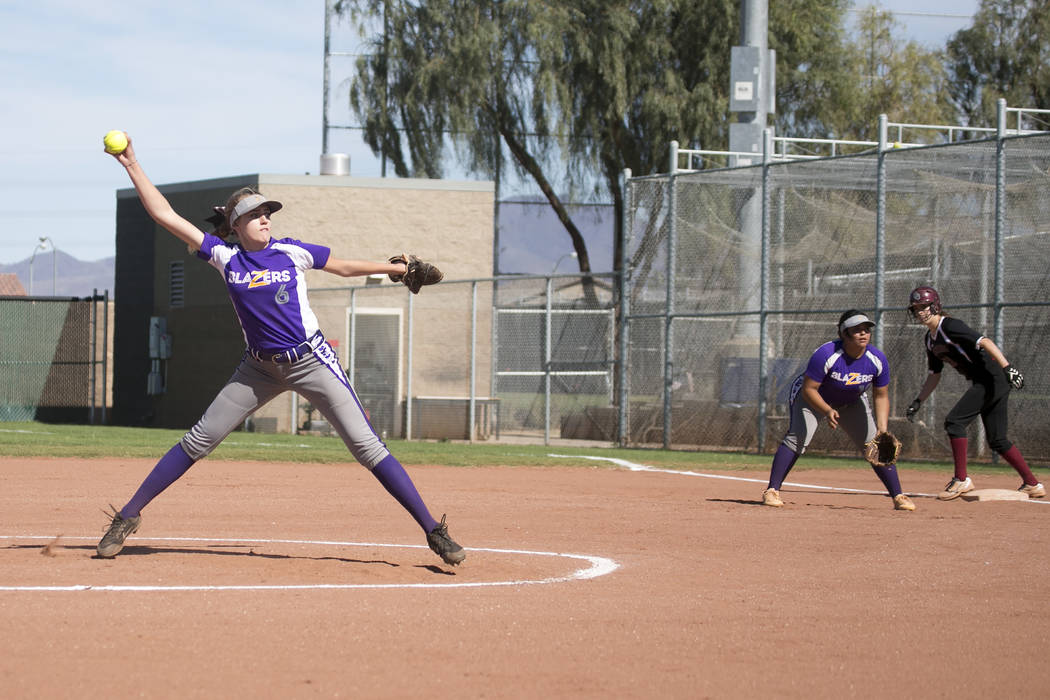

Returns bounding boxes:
[623,132,1050,462]
[300,273,617,444]
[0,293,110,424]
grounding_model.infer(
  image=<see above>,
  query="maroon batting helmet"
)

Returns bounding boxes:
[908,286,942,315]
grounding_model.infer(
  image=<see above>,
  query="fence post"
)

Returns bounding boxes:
[875,114,888,346]
[544,276,553,445]
[491,284,499,437]
[994,98,1006,347]
[618,169,632,447]
[348,287,358,385]
[757,130,772,452]
[90,289,97,425]
[102,289,109,425]
[663,169,677,449]
[406,293,414,440]
[469,280,478,442]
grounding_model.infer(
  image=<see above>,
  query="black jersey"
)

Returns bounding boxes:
[924,317,1000,382]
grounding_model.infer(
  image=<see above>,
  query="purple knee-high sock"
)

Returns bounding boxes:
[120,442,196,518]
[372,454,438,533]
[767,444,801,489]
[871,464,903,497]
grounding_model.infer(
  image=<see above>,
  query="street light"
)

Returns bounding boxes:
[29,237,56,295]
[551,251,577,275]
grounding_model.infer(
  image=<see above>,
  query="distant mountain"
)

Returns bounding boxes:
[0,204,608,297]
[0,250,114,298]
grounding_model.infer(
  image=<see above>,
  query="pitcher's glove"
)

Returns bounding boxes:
[864,431,902,468]
[388,254,444,294]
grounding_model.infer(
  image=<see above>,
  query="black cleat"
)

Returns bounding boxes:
[426,514,465,566]
[97,507,141,558]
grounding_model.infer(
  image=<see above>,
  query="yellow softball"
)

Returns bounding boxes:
[103,130,129,155]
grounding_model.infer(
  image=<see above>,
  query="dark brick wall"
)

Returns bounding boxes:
[112,196,156,425]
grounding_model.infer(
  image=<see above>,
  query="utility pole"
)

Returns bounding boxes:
[728,0,774,341]
[729,0,774,165]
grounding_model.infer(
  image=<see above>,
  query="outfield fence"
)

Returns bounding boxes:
[38,119,1048,465]
[304,273,617,443]
[299,124,1050,464]
[621,125,1050,463]
[0,292,111,424]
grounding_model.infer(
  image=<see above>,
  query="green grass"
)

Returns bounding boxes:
[0,421,987,474]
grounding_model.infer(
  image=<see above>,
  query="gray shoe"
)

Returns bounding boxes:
[426,514,465,566]
[97,508,141,558]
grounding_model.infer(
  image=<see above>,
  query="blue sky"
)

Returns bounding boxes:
[857,1,977,48]
[0,1,978,266]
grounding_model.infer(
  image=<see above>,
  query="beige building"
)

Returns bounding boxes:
[112,173,494,436]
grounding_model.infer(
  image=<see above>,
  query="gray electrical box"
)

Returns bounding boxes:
[147,316,171,395]
[147,371,165,396]
[729,122,765,166]
[729,46,776,114]
[149,316,172,359]
[729,46,761,112]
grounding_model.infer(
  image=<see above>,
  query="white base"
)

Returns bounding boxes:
[960,488,1029,502]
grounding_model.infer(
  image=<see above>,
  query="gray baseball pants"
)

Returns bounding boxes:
[180,341,389,468]
[781,378,877,455]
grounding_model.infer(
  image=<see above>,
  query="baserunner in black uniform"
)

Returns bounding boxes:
[905,286,1044,500]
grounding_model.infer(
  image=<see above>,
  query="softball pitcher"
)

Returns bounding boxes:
[97,135,465,565]
[762,310,915,511]
[906,286,1043,500]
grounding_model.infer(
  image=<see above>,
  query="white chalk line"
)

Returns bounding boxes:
[4,453,1041,591]
[0,535,618,592]
[548,453,1050,504]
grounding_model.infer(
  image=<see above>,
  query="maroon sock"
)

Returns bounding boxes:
[950,437,968,480]
[1000,446,1038,486]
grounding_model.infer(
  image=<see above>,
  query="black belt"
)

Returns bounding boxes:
[248,331,325,364]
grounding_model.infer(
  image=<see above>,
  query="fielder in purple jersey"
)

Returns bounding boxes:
[906,286,1043,501]
[97,134,466,566]
[763,310,915,511]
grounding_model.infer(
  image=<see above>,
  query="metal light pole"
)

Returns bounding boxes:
[551,251,577,275]
[45,237,56,294]
[29,237,55,295]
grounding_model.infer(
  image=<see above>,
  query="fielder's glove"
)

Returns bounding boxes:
[905,398,921,423]
[388,254,444,294]
[1004,364,1024,390]
[864,431,902,468]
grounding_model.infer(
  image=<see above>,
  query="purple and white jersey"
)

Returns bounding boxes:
[803,339,890,407]
[197,234,331,352]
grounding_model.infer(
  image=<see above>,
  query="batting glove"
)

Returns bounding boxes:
[1005,365,1025,390]
[905,398,921,423]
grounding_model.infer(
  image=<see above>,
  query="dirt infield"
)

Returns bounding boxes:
[1,456,1049,698]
